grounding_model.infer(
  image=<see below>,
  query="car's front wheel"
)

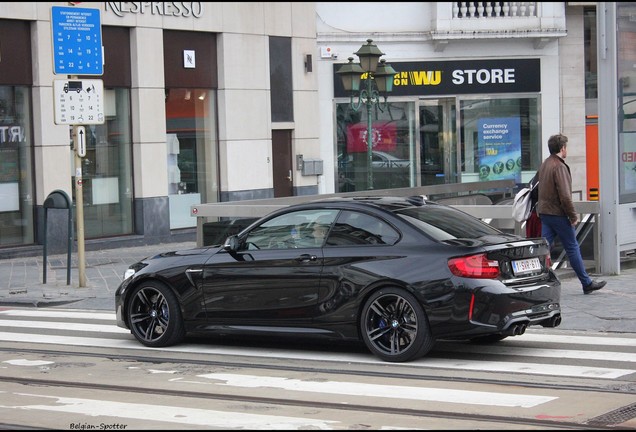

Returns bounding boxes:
[126,280,185,347]
[360,287,434,362]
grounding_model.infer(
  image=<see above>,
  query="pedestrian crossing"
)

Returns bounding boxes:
[1,307,635,429]
[0,307,635,379]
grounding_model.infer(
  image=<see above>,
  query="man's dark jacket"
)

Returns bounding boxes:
[536,153,576,223]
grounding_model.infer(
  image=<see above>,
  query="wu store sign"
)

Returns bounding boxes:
[334,58,540,97]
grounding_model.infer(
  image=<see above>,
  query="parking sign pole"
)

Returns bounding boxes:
[51,5,104,288]
[73,123,87,287]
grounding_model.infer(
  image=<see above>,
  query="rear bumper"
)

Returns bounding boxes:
[429,273,561,339]
[470,278,561,334]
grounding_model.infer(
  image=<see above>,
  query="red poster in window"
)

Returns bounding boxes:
[346,121,397,153]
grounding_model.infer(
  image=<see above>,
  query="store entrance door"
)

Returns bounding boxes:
[272,129,294,197]
[419,99,457,186]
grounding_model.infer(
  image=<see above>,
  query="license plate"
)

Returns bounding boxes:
[512,257,541,276]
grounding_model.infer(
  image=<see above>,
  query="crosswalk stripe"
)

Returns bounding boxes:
[510,332,636,347]
[2,319,634,364]
[437,342,636,362]
[0,331,632,379]
[0,309,114,321]
[0,319,129,334]
[2,309,635,347]
[199,373,556,407]
[0,391,338,429]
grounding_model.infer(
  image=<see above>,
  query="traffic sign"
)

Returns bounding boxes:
[76,126,87,157]
[51,6,103,75]
[53,79,105,125]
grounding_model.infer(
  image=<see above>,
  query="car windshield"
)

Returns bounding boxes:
[395,205,503,241]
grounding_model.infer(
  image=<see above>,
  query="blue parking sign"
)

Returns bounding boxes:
[51,6,103,75]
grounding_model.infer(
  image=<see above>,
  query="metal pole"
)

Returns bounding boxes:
[43,209,48,284]
[597,2,620,275]
[366,76,374,190]
[73,126,87,287]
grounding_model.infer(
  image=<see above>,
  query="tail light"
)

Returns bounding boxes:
[546,254,552,268]
[448,253,500,279]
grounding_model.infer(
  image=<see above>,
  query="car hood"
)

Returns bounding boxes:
[139,246,218,264]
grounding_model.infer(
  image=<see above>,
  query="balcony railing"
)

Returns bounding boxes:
[431,2,567,50]
[453,2,538,19]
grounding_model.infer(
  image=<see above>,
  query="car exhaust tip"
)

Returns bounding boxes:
[502,321,530,336]
[541,314,562,328]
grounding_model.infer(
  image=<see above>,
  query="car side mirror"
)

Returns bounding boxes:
[223,235,239,252]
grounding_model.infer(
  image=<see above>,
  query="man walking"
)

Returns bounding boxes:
[536,133,606,294]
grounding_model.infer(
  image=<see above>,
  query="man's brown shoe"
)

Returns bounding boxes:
[583,280,606,294]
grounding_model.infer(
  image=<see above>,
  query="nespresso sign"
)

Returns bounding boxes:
[104,2,203,18]
[334,58,541,97]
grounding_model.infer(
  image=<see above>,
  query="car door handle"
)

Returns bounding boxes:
[296,254,317,262]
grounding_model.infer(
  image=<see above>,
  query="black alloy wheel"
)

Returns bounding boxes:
[127,280,185,347]
[360,287,434,362]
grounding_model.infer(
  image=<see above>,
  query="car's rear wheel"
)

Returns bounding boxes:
[126,280,185,347]
[360,287,434,362]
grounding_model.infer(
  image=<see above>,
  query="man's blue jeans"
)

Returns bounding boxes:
[539,213,592,288]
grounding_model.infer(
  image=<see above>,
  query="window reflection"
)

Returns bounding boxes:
[73,88,133,238]
[165,88,218,229]
[336,102,415,191]
[0,85,34,246]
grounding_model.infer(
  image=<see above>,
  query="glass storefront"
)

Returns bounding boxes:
[460,96,541,185]
[335,95,541,193]
[617,2,636,204]
[165,88,218,229]
[337,101,416,191]
[72,88,134,238]
[0,86,34,246]
[334,59,543,194]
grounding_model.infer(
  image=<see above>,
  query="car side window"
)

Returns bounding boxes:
[325,211,399,246]
[242,209,339,250]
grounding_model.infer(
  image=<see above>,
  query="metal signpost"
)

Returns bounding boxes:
[51,6,104,287]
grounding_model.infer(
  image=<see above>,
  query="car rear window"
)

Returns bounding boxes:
[395,205,503,241]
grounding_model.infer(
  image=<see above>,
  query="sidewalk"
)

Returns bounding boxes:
[1,241,636,334]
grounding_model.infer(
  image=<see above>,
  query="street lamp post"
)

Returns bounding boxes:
[337,39,396,190]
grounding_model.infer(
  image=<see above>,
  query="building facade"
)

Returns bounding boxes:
[315,2,592,199]
[0,2,613,259]
[0,2,320,257]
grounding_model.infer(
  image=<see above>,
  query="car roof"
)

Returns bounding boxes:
[287,195,434,212]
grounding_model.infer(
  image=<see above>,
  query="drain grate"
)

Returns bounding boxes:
[587,402,636,427]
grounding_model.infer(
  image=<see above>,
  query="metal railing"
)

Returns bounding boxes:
[453,2,538,19]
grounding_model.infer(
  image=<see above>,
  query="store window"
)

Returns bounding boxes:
[270,36,293,122]
[163,30,218,229]
[75,88,133,237]
[336,101,416,191]
[617,2,636,203]
[0,86,34,246]
[165,88,218,228]
[459,96,541,185]
[0,19,33,247]
[73,26,134,239]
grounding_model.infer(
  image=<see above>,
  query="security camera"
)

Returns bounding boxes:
[332,53,338,60]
